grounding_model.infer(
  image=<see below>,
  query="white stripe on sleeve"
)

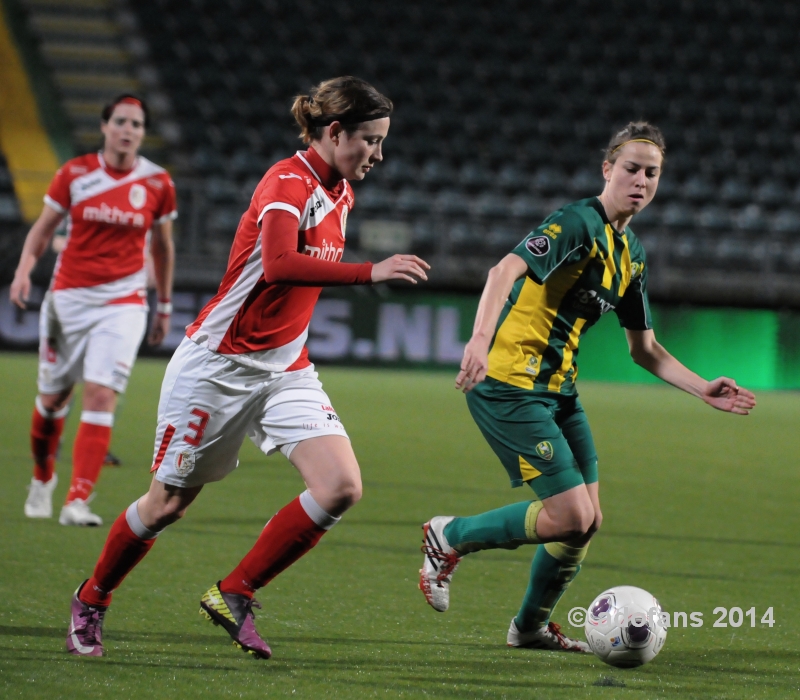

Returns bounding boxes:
[44,195,67,214]
[258,202,301,225]
[155,210,179,224]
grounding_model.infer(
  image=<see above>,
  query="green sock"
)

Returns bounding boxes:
[443,501,541,554]
[515,542,588,632]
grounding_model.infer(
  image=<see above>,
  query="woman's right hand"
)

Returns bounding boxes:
[9,271,31,309]
[371,254,430,284]
[9,204,64,309]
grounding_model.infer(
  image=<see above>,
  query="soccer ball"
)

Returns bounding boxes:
[584,586,668,668]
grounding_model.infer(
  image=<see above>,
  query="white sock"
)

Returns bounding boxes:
[299,490,341,530]
[125,499,162,540]
[80,410,114,427]
[35,396,70,419]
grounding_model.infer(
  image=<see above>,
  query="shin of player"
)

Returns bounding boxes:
[25,396,69,518]
[68,76,430,659]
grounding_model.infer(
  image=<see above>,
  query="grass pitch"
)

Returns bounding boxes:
[0,352,798,699]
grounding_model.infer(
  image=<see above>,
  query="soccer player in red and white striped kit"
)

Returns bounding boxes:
[11,95,176,527]
[66,76,429,658]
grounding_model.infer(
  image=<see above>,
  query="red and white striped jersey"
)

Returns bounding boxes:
[45,153,177,305]
[187,148,355,372]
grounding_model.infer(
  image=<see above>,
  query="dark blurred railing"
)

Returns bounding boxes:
[170,177,800,308]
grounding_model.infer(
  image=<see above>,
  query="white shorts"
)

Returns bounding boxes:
[37,292,148,395]
[151,337,349,488]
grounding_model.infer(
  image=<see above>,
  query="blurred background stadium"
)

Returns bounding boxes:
[1,0,799,387]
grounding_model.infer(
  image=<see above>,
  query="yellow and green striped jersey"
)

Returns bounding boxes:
[487,197,651,395]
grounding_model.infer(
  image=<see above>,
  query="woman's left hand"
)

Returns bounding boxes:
[702,377,756,415]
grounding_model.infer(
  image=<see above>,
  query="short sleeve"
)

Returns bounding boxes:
[44,166,71,214]
[615,259,653,330]
[255,170,310,226]
[512,210,592,284]
[155,177,178,223]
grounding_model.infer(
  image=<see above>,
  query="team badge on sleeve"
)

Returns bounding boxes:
[129,184,147,210]
[526,236,550,256]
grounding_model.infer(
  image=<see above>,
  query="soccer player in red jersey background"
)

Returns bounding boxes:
[66,76,429,658]
[11,95,176,527]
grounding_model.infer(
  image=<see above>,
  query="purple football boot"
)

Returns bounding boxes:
[199,582,272,659]
[66,581,107,657]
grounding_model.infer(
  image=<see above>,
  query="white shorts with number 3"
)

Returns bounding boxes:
[151,337,348,487]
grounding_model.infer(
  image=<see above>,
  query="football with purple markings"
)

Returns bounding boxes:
[584,585,668,668]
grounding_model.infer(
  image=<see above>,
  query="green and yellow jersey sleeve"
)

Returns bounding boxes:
[511,210,594,284]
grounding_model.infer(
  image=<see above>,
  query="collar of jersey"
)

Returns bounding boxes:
[298,147,343,191]
[591,196,628,237]
[98,151,139,180]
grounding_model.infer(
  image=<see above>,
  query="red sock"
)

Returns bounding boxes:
[66,416,112,504]
[80,510,156,607]
[220,496,327,597]
[30,404,66,483]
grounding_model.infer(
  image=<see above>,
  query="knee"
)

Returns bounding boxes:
[82,383,117,412]
[573,510,603,544]
[319,476,362,515]
[334,477,363,511]
[556,506,596,541]
[590,509,603,535]
[39,392,70,413]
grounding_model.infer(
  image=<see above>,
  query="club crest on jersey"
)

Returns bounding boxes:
[341,205,348,239]
[525,356,539,376]
[526,236,550,256]
[175,450,195,476]
[535,441,554,461]
[129,184,147,210]
[631,261,645,278]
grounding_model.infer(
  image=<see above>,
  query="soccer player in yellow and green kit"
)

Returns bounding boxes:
[419,122,757,651]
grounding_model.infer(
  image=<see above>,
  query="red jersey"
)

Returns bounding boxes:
[45,153,177,304]
[187,147,371,372]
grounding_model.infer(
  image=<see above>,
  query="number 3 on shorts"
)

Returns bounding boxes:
[184,409,210,447]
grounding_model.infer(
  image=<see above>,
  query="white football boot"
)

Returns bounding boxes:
[507,618,591,653]
[24,474,59,518]
[59,496,103,527]
[419,516,461,612]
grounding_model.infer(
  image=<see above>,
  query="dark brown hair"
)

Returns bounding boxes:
[604,121,666,164]
[291,76,392,144]
[101,94,150,128]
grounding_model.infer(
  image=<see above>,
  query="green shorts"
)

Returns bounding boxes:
[466,378,598,499]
